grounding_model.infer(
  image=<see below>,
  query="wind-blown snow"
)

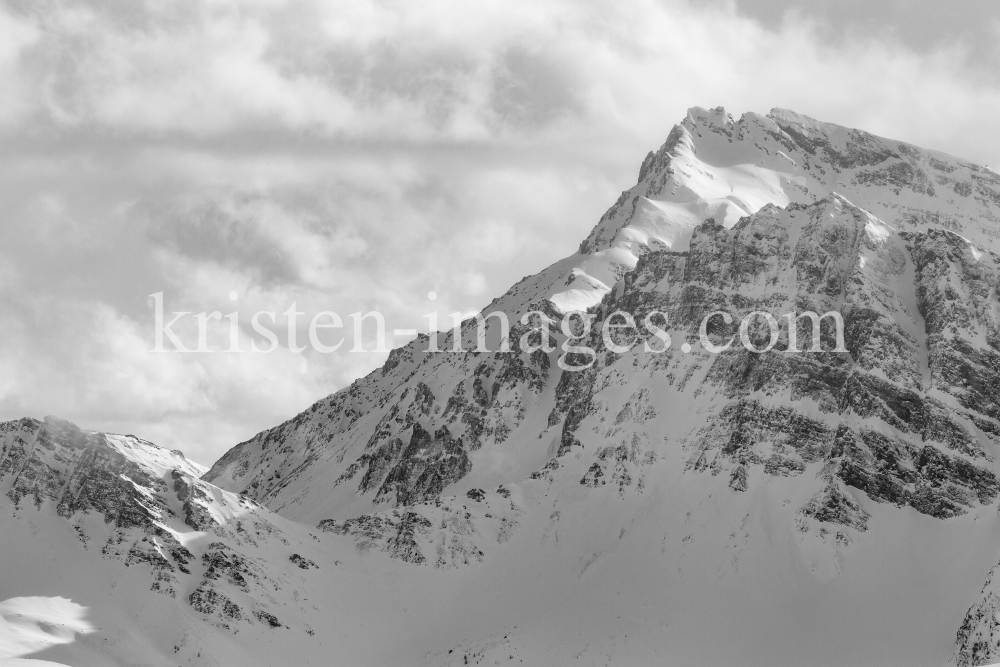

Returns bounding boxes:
[0,597,92,660]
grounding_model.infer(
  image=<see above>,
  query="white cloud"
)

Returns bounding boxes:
[0,9,38,123]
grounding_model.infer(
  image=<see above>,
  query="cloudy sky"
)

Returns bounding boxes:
[1,0,998,466]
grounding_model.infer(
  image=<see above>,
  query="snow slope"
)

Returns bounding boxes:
[0,597,92,661]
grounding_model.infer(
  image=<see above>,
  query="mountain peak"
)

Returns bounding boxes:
[683,105,736,129]
[510,106,1000,313]
[195,109,1000,661]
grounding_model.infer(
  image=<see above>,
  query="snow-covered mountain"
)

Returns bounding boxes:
[0,416,374,665]
[5,107,1000,666]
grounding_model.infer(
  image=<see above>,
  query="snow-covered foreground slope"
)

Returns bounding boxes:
[0,597,92,661]
[5,417,1000,667]
[6,107,1000,666]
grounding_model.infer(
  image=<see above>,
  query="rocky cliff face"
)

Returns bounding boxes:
[623,196,1000,523]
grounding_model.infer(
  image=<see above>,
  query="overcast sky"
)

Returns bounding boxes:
[1,0,998,466]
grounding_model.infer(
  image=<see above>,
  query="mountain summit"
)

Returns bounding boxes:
[5,107,1000,666]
